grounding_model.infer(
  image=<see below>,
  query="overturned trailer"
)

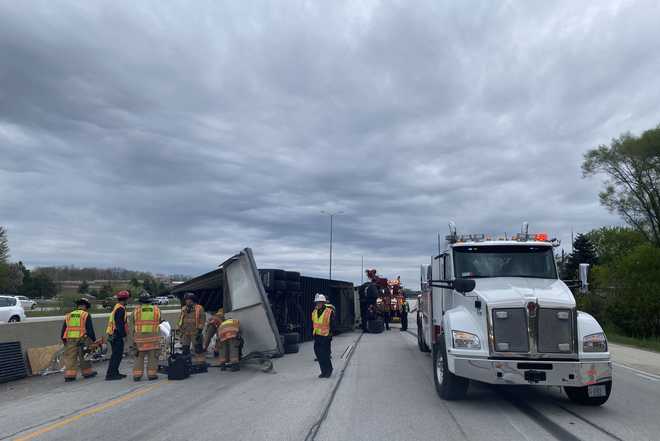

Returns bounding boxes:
[171,249,356,347]
[170,248,284,358]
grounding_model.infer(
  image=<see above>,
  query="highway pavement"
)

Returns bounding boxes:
[1,317,659,441]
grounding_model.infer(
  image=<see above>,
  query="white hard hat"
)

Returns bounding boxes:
[314,293,327,302]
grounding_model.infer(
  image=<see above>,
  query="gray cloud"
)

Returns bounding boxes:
[2,1,660,287]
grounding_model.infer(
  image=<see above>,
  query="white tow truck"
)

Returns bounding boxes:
[416,223,612,405]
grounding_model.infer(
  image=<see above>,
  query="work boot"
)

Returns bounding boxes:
[148,376,159,381]
[64,377,76,382]
[230,364,240,372]
[318,373,326,378]
[83,371,98,379]
[105,375,124,381]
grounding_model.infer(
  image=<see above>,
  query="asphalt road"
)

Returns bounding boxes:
[1,318,659,441]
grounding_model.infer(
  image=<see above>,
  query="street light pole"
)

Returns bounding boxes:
[321,210,343,281]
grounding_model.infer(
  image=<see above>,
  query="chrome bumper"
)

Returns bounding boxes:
[452,357,612,386]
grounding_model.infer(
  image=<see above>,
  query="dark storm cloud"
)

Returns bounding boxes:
[2,1,660,286]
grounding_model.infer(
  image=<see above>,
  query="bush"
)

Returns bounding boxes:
[594,244,660,338]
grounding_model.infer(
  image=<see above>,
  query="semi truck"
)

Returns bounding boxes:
[416,223,612,405]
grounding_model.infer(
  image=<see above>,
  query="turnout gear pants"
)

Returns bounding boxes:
[133,350,158,380]
[106,336,125,378]
[63,338,94,379]
[217,338,240,365]
[181,332,205,365]
[314,336,333,376]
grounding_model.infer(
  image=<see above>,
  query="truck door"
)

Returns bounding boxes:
[441,253,453,313]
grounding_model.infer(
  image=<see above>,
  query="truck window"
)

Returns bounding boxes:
[453,245,557,279]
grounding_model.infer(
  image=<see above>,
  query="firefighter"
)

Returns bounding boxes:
[178,292,205,367]
[312,293,335,378]
[217,313,241,371]
[400,298,410,331]
[131,293,161,381]
[203,308,225,357]
[61,298,98,382]
[381,293,391,330]
[105,290,129,381]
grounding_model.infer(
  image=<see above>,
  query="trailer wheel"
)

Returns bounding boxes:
[283,332,300,345]
[284,343,299,354]
[433,336,468,400]
[564,381,612,406]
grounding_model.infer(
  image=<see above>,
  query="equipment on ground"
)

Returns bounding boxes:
[167,330,191,380]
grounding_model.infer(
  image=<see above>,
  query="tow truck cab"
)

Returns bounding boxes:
[417,227,612,405]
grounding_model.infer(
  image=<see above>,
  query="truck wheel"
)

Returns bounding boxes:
[564,381,612,406]
[433,336,468,400]
[417,320,431,353]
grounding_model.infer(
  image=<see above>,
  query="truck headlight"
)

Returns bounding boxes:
[452,331,481,350]
[583,333,608,352]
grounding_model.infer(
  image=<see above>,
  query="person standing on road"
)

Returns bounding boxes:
[381,293,391,331]
[105,290,129,381]
[312,293,335,378]
[178,293,205,368]
[400,298,410,331]
[61,298,98,382]
[130,293,161,381]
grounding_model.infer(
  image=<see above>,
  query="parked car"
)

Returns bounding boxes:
[14,295,37,310]
[154,296,169,305]
[0,295,27,323]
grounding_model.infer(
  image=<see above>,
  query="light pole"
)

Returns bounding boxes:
[321,210,343,281]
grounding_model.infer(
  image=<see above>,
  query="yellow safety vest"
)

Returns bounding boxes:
[133,304,161,351]
[219,319,240,342]
[134,304,160,334]
[64,310,89,339]
[312,305,334,337]
[106,303,128,335]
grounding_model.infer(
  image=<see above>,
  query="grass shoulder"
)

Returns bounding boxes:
[605,329,660,353]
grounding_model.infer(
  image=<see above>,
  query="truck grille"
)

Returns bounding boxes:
[492,308,529,352]
[538,308,573,353]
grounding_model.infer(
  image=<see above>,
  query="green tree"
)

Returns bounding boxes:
[98,283,113,300]
[2,263,25,293]
[602,244,660,338]
[583,125,660,246]
[78,280,90,294]
[564,233,598,279]
[584,226,647,265]
[0,226,9,290]
[22,272,58,299]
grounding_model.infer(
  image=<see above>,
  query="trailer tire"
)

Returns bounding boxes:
[284,343,299,354]
[283,332,300,345]
[564,381,612,406]
[285,271,300,281]
[286,281,301,291]
[274,280,287,291]
[367,319,384,334]
[433,337,468,400]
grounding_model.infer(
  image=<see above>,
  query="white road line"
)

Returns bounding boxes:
[613,362,660,381]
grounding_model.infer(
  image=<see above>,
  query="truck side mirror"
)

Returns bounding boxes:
[578,263,589,294]
[453,278,476,294]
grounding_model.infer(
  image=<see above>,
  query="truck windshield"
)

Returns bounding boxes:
[453,245,557,279]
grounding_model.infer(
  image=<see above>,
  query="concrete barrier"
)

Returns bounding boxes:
[0,310,181,364]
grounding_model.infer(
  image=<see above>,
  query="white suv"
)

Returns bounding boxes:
[14,295,37,310]
[0,295,27,323]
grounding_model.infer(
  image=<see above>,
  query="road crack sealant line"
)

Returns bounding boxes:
[304,332,364,441]
[4,383,164,441]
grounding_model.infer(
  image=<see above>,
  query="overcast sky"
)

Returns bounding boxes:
[1,1,660,287]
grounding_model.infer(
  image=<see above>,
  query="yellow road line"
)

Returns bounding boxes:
[14,383,163,441]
